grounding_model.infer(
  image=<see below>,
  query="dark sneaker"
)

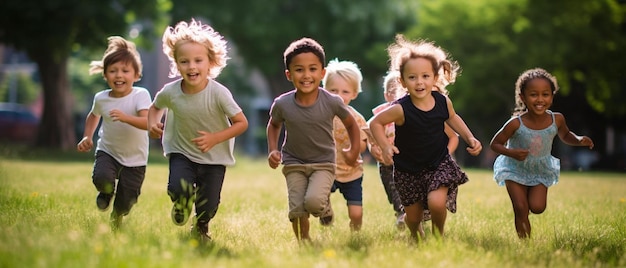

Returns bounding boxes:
[395,212,406,230]
[191,222,212,242]
[319,215,333,226]
[96,193,113,211]
[110,211,123,230]
[171,201,192,226]
[319,202,334,226]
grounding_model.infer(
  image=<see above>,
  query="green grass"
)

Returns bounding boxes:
[0,147,624,267]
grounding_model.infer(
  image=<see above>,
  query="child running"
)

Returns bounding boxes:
[369,34,482,241]
[322,59,368,231]
[369,70,460,230]
[266,38,361,241]
[77,36,152,229]
[148,19,248,242]
[490,68,594,239]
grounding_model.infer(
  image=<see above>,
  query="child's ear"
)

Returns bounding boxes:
[284,69,291,81]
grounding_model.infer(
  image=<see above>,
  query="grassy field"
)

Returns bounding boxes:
[0,147,624,267]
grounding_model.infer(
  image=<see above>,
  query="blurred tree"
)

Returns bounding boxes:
[169,0,417,100]
[406,0,625,167]
[0,0,168,149]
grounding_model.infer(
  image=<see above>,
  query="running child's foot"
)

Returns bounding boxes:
[171,200,192,226]
[319,202,334,226]
[96,192,113,211]
[395,212,406,230]
[191,221,212,242]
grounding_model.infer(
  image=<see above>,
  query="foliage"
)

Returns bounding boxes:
[0,72,40,104]
[0,151,624,267]
[169,0,417,106]
[0,0,170,149]
[405,0,626,143]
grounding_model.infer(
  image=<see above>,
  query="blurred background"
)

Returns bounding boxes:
[0,0,624,171]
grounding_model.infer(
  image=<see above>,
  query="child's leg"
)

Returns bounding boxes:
[528,185,548,214]
[194,164,226,225]
[167,153,197,225]
[338,177,363,231]
[291,216,310,240]
[403,204,425,240]
[379,164,403,213]
[347,205,363,231]
[283,165,313,240]
[112,166,146,216]
[427,187,449,237]
[92,151,118,194]
[92,151,119,210]
[505,180,531,238]
[303,165,335,218]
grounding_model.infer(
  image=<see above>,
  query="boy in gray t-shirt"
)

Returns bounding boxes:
[267,37,360,242]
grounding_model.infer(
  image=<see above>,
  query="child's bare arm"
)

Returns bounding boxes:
[555,113,594,149]
[147,104,165,139]
[77,113,100,152]
[192,112,248,153]
[266,117,282,169]
[341,113,360,166]
[109,109,148,130]
[490,118,529,161]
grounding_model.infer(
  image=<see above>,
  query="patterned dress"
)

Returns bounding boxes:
[493,111,560,187]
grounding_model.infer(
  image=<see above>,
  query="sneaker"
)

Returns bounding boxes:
[395,212,406,230]
[319,202,334,226]
[110,211,123,230]
[191,222,212,242]
[171,201,192,226]
[96,193,113,211]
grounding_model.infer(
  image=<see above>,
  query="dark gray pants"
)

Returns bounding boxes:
[167,153,226,224]
[92,150,146,216]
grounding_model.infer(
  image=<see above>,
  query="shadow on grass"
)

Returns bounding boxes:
[175,232,238,258]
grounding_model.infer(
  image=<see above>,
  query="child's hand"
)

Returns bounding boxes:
[149,122,164,139]
[381,145,399,166]
[109,109,127,123]
[192,130,218,153]
[580,136,594,149]
[268,150,281,169]
[77,136,93,152]
[466,137,482,156]
[369,144,384,163]
[509,148,530,161]
[341,148,362,167]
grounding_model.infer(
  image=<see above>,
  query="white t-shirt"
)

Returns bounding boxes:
[91,87,152,167]
[153,79,242,165]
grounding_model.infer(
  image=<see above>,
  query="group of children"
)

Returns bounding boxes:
[77,18,594,243]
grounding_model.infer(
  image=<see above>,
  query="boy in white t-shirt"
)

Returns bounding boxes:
[77,36,152,229]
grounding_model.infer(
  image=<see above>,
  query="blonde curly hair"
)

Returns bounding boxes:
[162,18,229,79]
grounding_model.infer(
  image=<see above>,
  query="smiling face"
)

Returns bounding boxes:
[399,57,437,99]
[325,76,357,105]
[175,41,210,93]
[285,52,326,95]
[104,61,139,98]
[520,78,554,115]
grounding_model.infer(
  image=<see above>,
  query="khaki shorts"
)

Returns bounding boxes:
[282,163,335,220]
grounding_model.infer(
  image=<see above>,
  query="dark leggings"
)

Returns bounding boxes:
[92,150,146,216]
[167,153,226,224]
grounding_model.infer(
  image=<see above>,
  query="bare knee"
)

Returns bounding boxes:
[529,204,546,214]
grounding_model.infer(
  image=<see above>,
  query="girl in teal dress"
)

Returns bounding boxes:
[490,68,594,239]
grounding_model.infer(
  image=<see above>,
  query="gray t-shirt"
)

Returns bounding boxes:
[153,79,242,165]
[270,88,350,165]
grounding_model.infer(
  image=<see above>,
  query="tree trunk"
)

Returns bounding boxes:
[33,54,76,150]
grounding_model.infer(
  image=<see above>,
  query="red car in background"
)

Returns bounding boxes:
[0,102,39,144]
